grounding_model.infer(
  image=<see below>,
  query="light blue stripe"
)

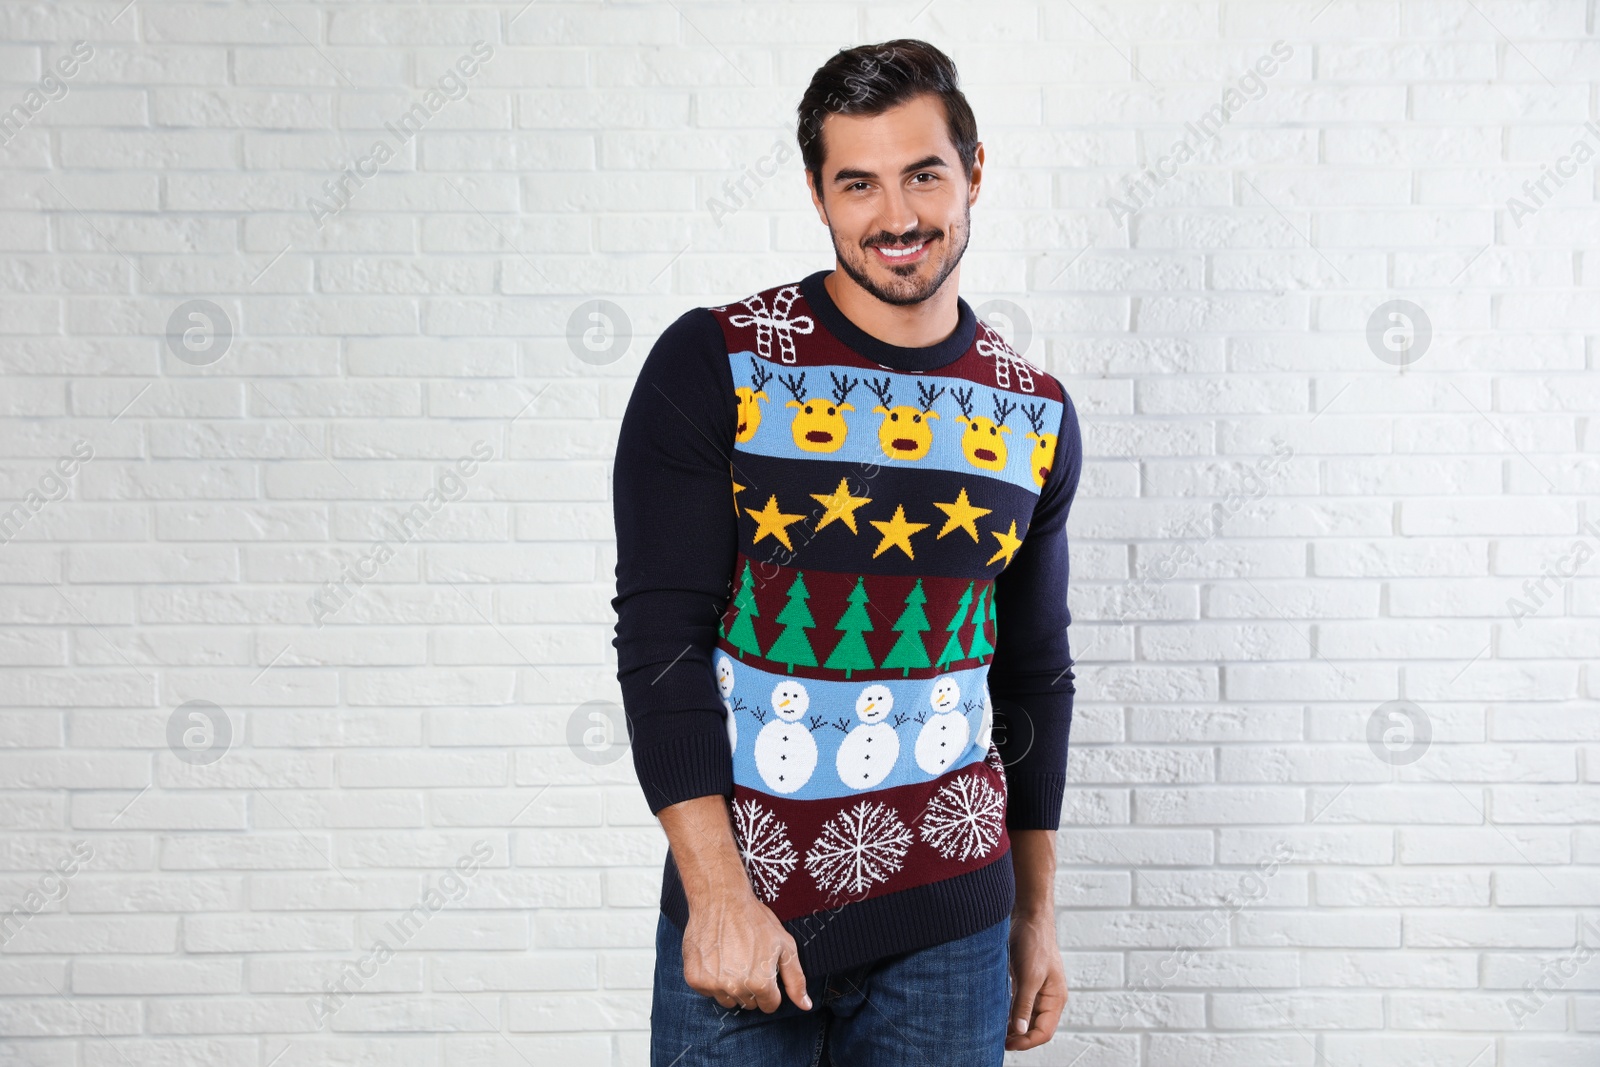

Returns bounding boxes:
[729,353,1059,496]
[720,655,994,802]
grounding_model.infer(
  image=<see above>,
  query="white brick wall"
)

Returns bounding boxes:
[1,1,1597,1063]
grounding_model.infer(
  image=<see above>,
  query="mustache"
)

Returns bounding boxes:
[866,231,939,248]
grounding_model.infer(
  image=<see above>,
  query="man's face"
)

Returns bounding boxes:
[808,93,981,308]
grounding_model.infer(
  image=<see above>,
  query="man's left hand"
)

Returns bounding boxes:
[1005,908,1068,1051]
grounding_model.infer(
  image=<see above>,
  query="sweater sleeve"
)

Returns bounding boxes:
[986,387,1083,831]
[610,307,739,815]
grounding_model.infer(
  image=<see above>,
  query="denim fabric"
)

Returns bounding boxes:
[650,910,1012,1067]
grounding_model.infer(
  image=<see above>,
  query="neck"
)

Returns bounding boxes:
[823,265,962,349]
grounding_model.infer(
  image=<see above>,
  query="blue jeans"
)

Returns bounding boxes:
[650,911,1012,1067]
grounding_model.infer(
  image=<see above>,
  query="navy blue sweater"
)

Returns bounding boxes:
[611,269,1082,975]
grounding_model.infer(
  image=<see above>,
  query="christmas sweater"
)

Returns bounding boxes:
[611,269,1082,976]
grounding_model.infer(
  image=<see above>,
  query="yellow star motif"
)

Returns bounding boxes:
[985,519,1024,567]
[810,477,872,534]
[746,494,804,550]
[731,478,744,517]
[932,487,992,542]
[869,504,929,560]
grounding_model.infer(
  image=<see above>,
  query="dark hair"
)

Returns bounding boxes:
[796,39,979,201]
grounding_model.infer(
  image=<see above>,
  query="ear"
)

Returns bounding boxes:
[924,410,940,420]
[754,390,768,402]
[1026,431,1040,442]
[872,405,889,415]
[999,425,1012,434]
[786,399,803,409]
[837,402,854,412]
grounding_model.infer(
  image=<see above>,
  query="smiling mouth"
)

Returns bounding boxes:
[872,240,929,264]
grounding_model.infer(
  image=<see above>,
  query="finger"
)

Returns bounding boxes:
[1006,969,1039,1040]
[746,947,787,1014]
[1007,977,1066,1050]
[776,937,812,1011]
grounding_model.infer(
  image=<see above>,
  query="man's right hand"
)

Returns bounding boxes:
[657,794,813,1014]
[681,883,811,1013]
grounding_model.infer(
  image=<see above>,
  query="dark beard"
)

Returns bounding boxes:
[828,198,971,309]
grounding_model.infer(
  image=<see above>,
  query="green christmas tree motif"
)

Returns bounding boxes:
[724,560,762,660]
[766,571,819,674]
[880,578,932,678]
[966,584,994,662]
[934,581,974,671]
[824,576,876,679]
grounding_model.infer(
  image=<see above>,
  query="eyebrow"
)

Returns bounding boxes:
[830,154,949,186]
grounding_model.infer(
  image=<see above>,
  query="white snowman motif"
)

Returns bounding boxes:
[915,675,971,776]
[754,679,818,794]
[716,654,737,754]
[835,684,900,790]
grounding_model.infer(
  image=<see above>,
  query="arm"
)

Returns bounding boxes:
[987,389,1083,1050]
[610,311,809,1013]
[611,308,738,814]
[989,389,1083,829]
[658,796,811,1013]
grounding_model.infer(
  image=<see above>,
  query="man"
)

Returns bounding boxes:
[611,38,1082,1066]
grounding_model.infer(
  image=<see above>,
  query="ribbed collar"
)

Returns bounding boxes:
[798,269,976,374]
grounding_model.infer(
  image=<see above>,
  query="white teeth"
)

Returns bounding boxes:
[877,243,923,258]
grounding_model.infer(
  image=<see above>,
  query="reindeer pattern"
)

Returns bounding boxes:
[726,355,1062,496]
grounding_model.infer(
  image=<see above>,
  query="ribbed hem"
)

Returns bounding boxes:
[1004,772,1067,831]
[631,731,734,815]
[659,846,1016,976]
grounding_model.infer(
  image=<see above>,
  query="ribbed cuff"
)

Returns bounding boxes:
[631,730,734,815]
[1005,771,1067,830]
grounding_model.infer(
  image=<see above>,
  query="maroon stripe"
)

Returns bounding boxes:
[730,751,1012,922]
[718,554,998,682]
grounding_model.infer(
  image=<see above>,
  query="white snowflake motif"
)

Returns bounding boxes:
[984,744,1008,789]
[804,800,913,898]
[726,285,814,364]
[731,798,799,903]
[975,323,1037,394]
[919,773,1005,863]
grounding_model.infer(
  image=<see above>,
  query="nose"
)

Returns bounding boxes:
[874,188,920,245]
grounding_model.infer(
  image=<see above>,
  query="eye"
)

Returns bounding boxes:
[826,406,836,415]
[890,411,899,421]
[988,426,996,435]
[804,404,813,414]
[912,413,921,423]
